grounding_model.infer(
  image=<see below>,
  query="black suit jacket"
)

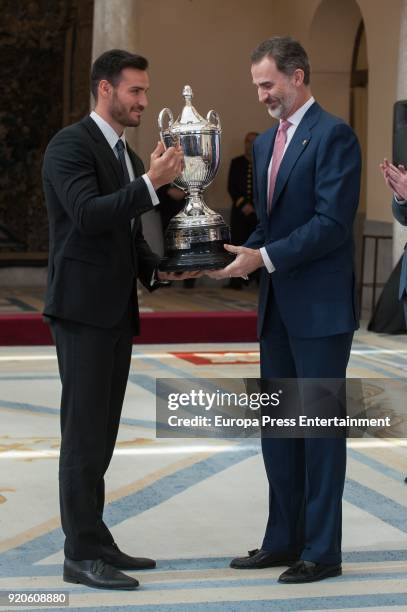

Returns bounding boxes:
[42,115,160,331]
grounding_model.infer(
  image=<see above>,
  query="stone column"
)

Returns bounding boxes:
[91,0,164,255]
[393,0,407,265]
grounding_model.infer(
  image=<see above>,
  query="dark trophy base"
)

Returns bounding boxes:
[159,241,235,272]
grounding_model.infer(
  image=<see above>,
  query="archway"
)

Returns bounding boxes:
[308,0,367,282]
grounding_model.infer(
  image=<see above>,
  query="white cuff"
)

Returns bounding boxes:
[260,247,275,273]
[395,194,407,205]
[142,174,160,206]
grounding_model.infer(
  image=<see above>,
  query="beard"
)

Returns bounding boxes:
[268,104,283,120]
[109,91,142,128]
[267,89,297,120]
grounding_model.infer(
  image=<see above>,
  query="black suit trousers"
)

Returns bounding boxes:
[50,305,134,560]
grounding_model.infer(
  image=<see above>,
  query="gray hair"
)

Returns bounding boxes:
[251,37,310,85]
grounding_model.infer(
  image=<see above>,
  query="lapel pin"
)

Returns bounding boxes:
[302,139,308,146]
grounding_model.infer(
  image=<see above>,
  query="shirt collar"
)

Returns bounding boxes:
[90,111,126,150]
[285,96,315,127]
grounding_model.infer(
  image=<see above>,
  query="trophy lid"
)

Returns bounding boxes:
[169,85,221,134]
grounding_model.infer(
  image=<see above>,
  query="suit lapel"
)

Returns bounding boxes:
[126,144,145,238]
[259,126,278,213]
[269,102,321,210]
[82,118,141,242]
[81,116,124,187]
[271,121,311,208]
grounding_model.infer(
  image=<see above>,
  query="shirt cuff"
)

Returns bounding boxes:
[260,247,275,273]
[395,194,407,205]
[142,174,160,206]
[150,268,170,288]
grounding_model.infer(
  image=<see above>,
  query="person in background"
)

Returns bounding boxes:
[158,184,196,288]
[158,184,186,232]
[227,132,259,289]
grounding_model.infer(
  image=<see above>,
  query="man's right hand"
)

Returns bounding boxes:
[147,141,184,190]
[241,203,255,216]
[380,158,407,200]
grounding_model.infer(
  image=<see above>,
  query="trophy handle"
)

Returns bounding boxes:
[207,110,221,130]
[158,108,174,147]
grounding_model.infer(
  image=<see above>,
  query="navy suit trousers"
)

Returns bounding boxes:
[260,295,353,565]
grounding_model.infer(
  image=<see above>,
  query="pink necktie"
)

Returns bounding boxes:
[267,119,291,212]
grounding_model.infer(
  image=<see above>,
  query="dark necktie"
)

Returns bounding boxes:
[115,139,131,184]
[115,138,135,235]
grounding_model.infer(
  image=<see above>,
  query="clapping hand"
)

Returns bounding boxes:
[380,158,407,200]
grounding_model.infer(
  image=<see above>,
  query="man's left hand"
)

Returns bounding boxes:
[241,203,255,216]
[206,244,263,280]
[380,158,407,200]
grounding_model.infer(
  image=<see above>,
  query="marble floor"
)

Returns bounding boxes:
[0,330,406,611]
[0,283,259,315]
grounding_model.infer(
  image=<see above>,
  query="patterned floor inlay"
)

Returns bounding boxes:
[0,333,406,610]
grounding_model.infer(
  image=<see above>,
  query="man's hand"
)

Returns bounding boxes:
[147,141,184,190]
[241,203,255,216]
[157,270,203,281]
[380,158,407,200]
[205,244,264,280]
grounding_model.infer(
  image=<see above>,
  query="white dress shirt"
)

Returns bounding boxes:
[90,111,162,286]
[89,111,159,206]
[260,97,315,273]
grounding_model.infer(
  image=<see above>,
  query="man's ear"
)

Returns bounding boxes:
[293,69,305,87]
[98,79,112,99]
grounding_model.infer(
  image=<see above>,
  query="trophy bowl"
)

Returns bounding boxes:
[158,85,235,272]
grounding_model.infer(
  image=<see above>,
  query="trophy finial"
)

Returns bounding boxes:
[182,85,193,103]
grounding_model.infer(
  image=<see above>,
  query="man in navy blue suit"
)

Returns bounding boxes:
[209,37,361,583]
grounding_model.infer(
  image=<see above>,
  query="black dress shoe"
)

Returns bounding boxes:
[101,542,156,570]
[278,560,342,583]
[63,558,139,590]
[230,548,298,569]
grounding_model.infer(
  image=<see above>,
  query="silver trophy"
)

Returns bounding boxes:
[158,85,234,271]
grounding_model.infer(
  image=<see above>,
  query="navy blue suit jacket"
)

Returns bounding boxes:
[392,197,407,299]
[245,102,361,338]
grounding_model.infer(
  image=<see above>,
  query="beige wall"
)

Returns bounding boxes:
[308,0,362,121]
[134,0,277,212]
[269,0,401,222]
[93,0,402,222]
[92,0,141,151]
[358,0,401,221]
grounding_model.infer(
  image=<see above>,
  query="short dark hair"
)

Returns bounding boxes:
[251,37,310,85]
[91,49,148,99]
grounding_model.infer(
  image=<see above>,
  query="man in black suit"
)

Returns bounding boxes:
[42,49,198,590]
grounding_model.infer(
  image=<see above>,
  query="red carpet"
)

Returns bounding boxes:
[0,311,257,346]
